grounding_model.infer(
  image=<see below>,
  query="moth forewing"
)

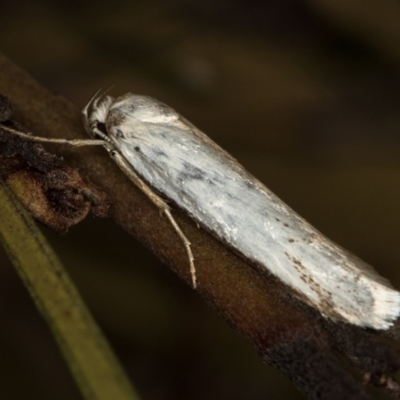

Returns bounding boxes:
[81,91,400,331]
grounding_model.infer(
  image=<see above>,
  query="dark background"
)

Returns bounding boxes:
[1,1,400,399]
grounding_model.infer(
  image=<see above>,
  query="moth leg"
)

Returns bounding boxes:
[110,150,197,288]
[0,124,105,147]
[163,209,196,288]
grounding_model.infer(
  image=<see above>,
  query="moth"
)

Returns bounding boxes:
[3,90,400,330]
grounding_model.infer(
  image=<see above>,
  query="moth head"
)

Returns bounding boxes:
[91,95,114,125]
[82,90,114,141]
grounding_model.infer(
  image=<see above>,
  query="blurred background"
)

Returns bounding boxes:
[1,0,400,399]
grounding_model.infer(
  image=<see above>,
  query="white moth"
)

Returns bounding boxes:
[3,91,400,330]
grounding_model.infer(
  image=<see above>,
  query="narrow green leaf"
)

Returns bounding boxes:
[0,178,141,400]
